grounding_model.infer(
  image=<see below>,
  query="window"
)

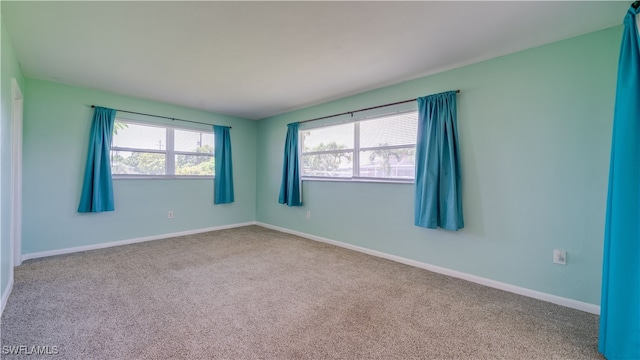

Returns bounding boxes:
[301,111,417,181]
[110,120,214,178]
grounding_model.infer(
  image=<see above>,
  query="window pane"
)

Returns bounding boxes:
[359,148,415,179]
[302,152,353,177]
[176,155,214,176]
[175,129,214,153]
[360,112,418,148]
[111,151,165,175]
[112,122,166,150]
[301,123,354,153]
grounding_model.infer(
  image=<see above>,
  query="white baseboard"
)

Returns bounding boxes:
[1,276,14,315]
[21,221,257,262]
[256,222,600,315]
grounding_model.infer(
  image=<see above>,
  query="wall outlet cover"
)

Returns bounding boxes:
[553,249,567,265]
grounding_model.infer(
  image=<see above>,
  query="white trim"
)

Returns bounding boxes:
[301,177,413,185]
[22,222,256,262]
[11,78,24,268]
[256,222,600,315]
[1,276,14,315]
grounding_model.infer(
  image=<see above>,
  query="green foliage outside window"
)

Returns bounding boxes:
[176,145,214,176]
[303,142,351,175]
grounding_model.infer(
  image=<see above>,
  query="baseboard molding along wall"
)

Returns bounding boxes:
[256,222,600,315]
[21,221,257,262]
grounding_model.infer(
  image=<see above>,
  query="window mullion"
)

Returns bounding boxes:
[353,122,360,177]
[303,149,354,156]
[166,128,175,175]
[111,147,166,154]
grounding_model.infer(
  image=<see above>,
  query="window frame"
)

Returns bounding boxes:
[300,110,417,184]
[110,119,214,180]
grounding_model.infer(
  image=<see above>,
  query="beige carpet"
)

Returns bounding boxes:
[1,225,602,359]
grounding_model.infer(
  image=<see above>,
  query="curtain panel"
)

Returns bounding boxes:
[214,125,234,204]
[599,5,640,359]
[78,106,116,213]
[414,91,463,231]
[278,122,302,206]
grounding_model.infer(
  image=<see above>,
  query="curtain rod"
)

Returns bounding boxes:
[298,90,460,125]
[89,105,231,128]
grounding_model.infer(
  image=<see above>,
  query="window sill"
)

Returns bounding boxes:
[112,175,214,180]
[301,176,414,185]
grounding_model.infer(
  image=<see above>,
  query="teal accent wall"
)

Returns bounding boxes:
[256,26,622,305]
[22,79,257,254]
[1,13,25,297]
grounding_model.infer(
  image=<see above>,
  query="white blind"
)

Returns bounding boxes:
[112,121,166,151]
[174,129,213,153]
[301,123,354,152]
[359,111,418,148]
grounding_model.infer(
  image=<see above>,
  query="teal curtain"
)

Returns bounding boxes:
[214,126,234,204]
[599,5,640,359]
[414,91,463,230]
[278,122,302,206]
[78,106,116,213]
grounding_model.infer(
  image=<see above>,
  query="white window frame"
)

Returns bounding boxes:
[300,110,417,184]
[110,119,214,180]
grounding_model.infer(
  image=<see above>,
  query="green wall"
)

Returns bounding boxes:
[5,21,623,307]
[256,26,622,305]
[1,13,25,299]
[22,79,257,254]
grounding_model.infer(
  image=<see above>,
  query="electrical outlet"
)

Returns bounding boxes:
[306,211,311,219]
[553,249,567,265]
[168,211,174,219]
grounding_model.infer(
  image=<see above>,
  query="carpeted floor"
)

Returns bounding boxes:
[1,225,602,359]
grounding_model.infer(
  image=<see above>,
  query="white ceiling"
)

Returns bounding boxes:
[2,1,630,120]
